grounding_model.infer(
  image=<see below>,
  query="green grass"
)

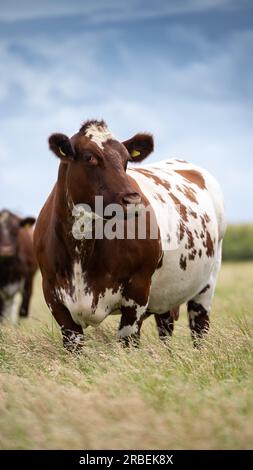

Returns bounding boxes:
[0,262,253,449]
[223,224,253,261]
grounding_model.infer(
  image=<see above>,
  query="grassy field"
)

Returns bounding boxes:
[0,262,253,450]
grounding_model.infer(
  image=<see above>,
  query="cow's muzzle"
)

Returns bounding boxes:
[122,192,142,206]
[121,192,143,219]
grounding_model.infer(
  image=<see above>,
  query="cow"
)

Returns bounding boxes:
[0,210,37,323]
[34,120,226,351]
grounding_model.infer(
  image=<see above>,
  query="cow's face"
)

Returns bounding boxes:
[49,120,154,213]
[0,210,35,258]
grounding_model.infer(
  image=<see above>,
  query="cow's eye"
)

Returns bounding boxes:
[83,153,98,165]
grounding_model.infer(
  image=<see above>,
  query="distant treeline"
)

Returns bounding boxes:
[223,224,253,261]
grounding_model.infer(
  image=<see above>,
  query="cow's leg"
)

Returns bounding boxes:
[43,282,83,352]
[118,306,147,346]
[19,274,34,318]
[0,293,22,325]
[51,302,84,352]
[187,241,222,347]
[154,311,175,341]
[118,274,151,347]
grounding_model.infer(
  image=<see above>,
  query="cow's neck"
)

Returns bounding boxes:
[55,164,96,267]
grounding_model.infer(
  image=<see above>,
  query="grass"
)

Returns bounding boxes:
[0,262,253,449]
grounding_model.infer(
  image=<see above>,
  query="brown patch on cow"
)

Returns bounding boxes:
[155,193,166,204]
[204,213,211,223]
[187,229,194,249]
[169,192,188,222]
[136,169,171,191]
[200,215,207,233]
[194,229,199,239]
[189,209,197,219]
[179,224,194,249]
[188,249,197,261]
[180,254,187,271]
[199,284,210,295]
[179,222,185,241]
[205,231,214,257]
[182,185,198,204]
[180,204,188,222]
[175,169,206,189]
[200,231,205,239]
[198,249,202,258]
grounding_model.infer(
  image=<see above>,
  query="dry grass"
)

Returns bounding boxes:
[0,262,253,449]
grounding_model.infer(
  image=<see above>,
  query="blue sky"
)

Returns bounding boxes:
[0,0,252,222]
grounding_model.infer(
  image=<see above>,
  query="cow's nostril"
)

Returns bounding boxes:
[122,193,142,205]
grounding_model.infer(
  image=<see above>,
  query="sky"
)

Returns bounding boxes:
[0,0,252,222]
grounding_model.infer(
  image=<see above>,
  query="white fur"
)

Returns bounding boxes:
[57,260,122,328]
[1,282,23,324]
[84,123,114,150]
[129,159,226,314]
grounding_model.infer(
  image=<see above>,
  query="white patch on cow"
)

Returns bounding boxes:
[1,282,23,324]
[128,159,226,315]
[117,324,138,338]
[84,123,114,150]
[187,239,222,324]
[57,260,122,328]
[118,299,147,339]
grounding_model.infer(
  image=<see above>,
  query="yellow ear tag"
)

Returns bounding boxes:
[59,147,66,157]
[24,224,31,229]
[131,149,140,158]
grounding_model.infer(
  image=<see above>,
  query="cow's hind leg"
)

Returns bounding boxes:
[188,242,222,347]
[19,274,34,318]
[118,306,148,347]
[154,310,177,342]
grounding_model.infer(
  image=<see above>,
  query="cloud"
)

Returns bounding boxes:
[0,0,247,23]
[0,8,252,221]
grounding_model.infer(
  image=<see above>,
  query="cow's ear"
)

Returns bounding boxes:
[20,217,36,228]
[48,133,75,161]
[122,133,154,162]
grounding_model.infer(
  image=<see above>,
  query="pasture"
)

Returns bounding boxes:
[0,262,253,450]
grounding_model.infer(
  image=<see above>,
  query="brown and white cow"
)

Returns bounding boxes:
[0,210,37,323]
[34,120,226,350]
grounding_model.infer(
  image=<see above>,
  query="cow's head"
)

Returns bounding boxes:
[0,210,36,258]
[48,120,154,215]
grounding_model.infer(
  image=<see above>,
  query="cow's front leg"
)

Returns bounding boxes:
[118,305,147,347]
[52,303,83,352]
[19,274,34,318]
[118,272,151,346]
[43,283,83,352]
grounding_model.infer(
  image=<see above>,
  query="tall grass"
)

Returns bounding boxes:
[0,262,253,449]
